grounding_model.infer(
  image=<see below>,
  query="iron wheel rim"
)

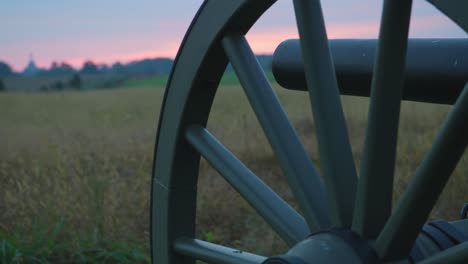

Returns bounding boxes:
[151,1,468,263]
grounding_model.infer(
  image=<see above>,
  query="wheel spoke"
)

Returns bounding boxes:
[293,0,358,228]
[352,0,413,238]
[222,33,331,231]
[174,238,267,264]
[419,242,468,264]
[376,82,468,261]
[186,126,310,246]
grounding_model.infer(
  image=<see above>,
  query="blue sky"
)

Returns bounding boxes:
[1,0,465,71]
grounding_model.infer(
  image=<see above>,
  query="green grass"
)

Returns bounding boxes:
[121,71,276,88]
[122,75,168,88]
[219,71,276,85]
[3,71,274,91]
[0,218,149,263]
[0,78,466,262]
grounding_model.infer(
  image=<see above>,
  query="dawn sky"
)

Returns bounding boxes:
[1,0,466,71]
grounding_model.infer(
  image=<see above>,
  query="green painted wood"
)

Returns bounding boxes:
[428,0,468,33]
[174,238,266,264]
[376,82,468,261]
[272,38,468,105]
[151,1,276,263]
[185,125,309,246]
[292,0,357,228]
[419,242,468,264]
[222,33,331,231]
[352,0,412,239]
[451,220,468,237]
[153,0,467,263]
[286,233,362,264]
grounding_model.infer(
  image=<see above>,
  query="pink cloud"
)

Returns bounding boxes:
[327,22,379,38]
[245,22,379,55]
[409,15,466,37]
[9,37,182,70]
[246,26,299,54]
[62,44,180,69]
[8,14,463,71]
[243,16,464,56]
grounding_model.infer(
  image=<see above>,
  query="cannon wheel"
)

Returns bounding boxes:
[151,0,468,263]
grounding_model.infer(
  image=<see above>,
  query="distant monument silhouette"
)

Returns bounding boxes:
[23,53,39,76]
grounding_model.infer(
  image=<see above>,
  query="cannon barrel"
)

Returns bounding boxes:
[272,39,468,104]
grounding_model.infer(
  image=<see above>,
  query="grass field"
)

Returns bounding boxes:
[0,75,466,263]
[121,71,276,88]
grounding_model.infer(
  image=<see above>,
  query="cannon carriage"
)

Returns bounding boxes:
[151,1,468,263]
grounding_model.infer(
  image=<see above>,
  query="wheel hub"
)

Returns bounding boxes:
[264,229,378,264]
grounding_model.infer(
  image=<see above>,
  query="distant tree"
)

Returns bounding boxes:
[0,78,5,91]
[47,61,59,76]
[39,84,49,91]
[47,61,75,76]
[98,64,109,73]
[81,61,98,74]
[58,62,74,74]
[0,62,13,77]
[111,62,126,75]
[68,74,82,89]
[52,80,64,90]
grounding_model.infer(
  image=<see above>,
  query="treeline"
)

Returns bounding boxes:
[0,59,174,78]
[0,55,273,92]
[0,59,174,92]
[0,55,273,78]
[38,74,82,91]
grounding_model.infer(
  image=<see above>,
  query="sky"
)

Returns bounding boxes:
[1,0,466,71]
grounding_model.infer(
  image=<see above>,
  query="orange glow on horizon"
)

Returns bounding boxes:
[245,22,380,55]
[58,22,379,69]
[25,15,463,70]
[57,45,180,69]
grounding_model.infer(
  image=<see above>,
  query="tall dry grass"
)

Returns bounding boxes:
[197,86,467,255]
[0,84,466,261]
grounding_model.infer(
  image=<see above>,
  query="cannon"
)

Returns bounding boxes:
[151,0,468,263]
[273,38,468,105]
